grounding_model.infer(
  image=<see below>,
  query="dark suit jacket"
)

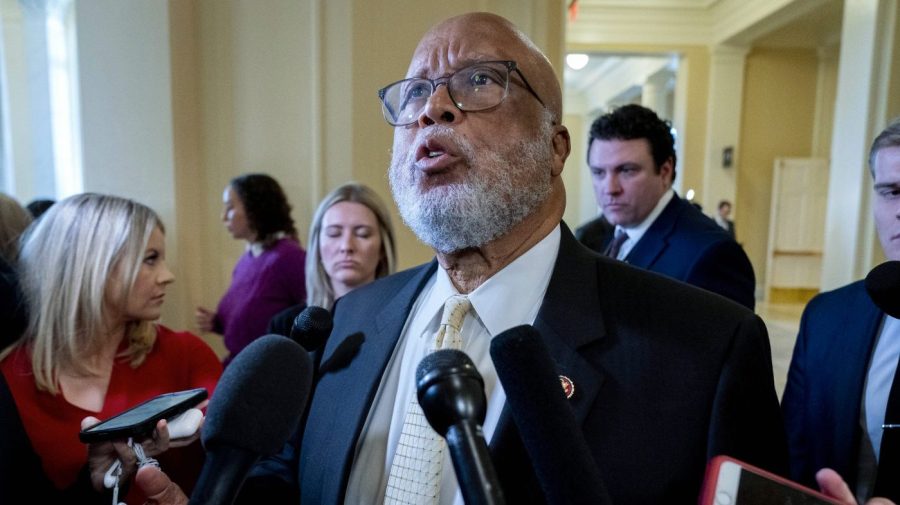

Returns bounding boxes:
[575,195,756,310]
[723,219,736,239]
[0,373,102,503]
[289,223,786,504]
[781,280,883,490]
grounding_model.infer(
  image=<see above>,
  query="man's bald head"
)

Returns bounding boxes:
[410,12,563,123]
[387,12,570,257]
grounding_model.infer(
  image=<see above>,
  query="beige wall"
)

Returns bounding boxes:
[737,47,820,286]
[164,1,564,344]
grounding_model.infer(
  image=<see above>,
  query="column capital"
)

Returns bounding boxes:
[710,44,750,63]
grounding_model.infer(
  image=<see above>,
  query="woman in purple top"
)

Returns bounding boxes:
[195,173,306,364]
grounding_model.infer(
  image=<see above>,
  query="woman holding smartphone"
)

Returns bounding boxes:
[0,193,222,504]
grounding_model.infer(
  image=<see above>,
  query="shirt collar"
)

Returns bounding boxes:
[616,188,674,247]
[421,225,561,337]
[247,231,287,257]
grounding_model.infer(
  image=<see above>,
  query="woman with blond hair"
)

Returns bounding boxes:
[268,182,397,335]
[0,193,221,503]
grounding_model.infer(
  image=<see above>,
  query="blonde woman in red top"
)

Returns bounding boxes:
[0,193,222,504]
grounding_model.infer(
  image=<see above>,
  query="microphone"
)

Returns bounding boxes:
[416,349,505,505]
[866,261,900,318]
[190,335,313,505]
[490,325,611,505]
[289,305,333,351]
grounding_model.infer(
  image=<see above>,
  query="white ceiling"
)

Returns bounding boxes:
[564,0,844,100]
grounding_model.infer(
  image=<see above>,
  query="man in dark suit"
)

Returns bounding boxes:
[782,119,900,504]
[294,13,786,505]
[141,12,789,505]
[575,105,756,309]
[716,199,736,238]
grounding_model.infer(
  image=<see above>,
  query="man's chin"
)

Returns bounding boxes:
[602,213,627,227]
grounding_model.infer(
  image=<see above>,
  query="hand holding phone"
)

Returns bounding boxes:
[79,388,208,444]
[701,455,842,505]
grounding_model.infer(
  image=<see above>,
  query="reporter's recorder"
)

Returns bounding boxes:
[700,455,841,505]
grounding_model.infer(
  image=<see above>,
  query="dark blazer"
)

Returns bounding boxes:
[0,373,101,503]
[781,280,883,490]
[722,219,736,239]
[290,223,787,504]
[575,195,756,310]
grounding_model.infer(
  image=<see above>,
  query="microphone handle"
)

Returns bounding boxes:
[189,446,259,505]
[445,421,506,505]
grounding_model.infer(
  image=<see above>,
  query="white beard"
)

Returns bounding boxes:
[389,121,554,254]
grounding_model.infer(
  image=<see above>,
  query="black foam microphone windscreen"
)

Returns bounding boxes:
[417,349,504,505]
[290,305,333,352]
[202,334,312,453]
[490,325,611,505]
[191,335,313,505]
[866,261,900,319]
[416,348,487,436]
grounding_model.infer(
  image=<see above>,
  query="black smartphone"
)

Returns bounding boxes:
[78,388,208,443]
[700,455,841,505]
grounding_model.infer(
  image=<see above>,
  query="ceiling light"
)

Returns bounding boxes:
[566,53,589,70]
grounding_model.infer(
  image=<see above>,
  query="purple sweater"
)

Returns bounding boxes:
[214,238,306,363]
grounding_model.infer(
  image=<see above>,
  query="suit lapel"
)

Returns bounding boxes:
[492,224,607,435]
[304,261,437,503]
[534,224,607,422]
[340,260,437,441]
[834,287,884,474]
[488,224,607,502]
[625,195,682,269]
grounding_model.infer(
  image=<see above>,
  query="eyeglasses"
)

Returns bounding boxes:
[377,60,545,127]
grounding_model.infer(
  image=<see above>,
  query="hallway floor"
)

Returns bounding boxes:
[756,301,806,399]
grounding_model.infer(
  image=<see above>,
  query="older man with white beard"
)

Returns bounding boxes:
[135,12,792,505]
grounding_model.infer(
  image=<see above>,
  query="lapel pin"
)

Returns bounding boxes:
[559,375,575,399]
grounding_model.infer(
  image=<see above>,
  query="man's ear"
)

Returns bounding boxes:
[551,125,570,177]
[659,157,675,185]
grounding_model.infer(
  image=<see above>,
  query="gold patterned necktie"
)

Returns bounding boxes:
[384,295,472,504]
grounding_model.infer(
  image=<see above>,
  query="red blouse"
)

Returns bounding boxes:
[0,325,222,502]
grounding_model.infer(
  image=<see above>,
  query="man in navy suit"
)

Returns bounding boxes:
[575,105,756,309]
[291,14,787,505]
[782,119,900,504]
[141,12,789,505]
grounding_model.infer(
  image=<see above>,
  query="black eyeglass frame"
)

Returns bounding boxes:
[377,60,546,126]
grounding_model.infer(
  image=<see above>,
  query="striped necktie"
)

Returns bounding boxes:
[605,228,628,259]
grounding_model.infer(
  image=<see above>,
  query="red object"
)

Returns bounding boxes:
[568,0,579,22]
[1,326,222,503]
[559,375,575,399]
[699,455,841,505]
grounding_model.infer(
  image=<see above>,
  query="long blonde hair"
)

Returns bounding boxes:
[306,183,397,309]
[1,193,163,394]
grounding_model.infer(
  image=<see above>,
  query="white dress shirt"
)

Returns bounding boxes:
[613,188,673,260]
[344,225,561,504]
[865,315,900,461]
